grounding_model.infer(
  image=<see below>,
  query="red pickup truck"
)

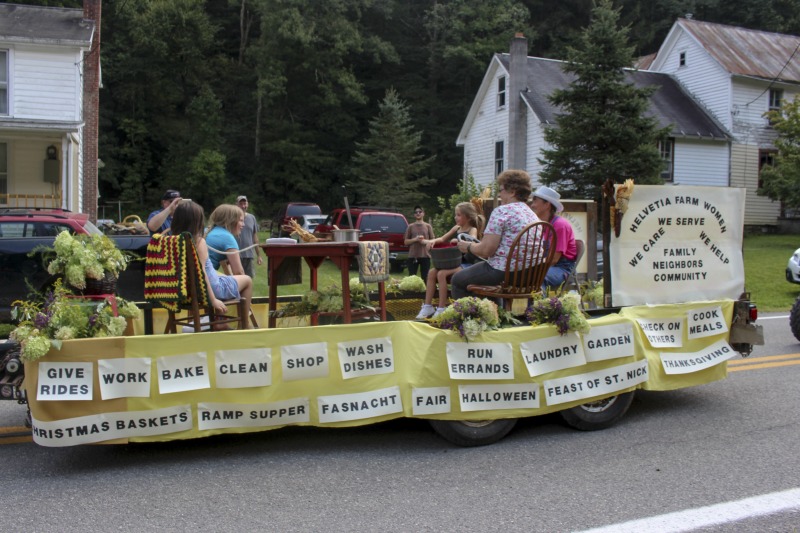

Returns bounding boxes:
[315,208,410,272]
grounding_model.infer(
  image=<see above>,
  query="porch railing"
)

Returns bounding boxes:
[0,193,62,209]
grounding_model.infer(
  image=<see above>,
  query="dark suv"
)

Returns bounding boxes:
[0,209,150,320]
[270,202,322,237]
[315,209,409,272]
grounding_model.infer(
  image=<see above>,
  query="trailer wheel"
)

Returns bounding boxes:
[560,392,635,431]
[428,419,517,447]
[790,297,800,342]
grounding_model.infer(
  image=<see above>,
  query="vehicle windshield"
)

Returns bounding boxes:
[287,205,321,217]
[359,215,406,233]
[83,220,103,235]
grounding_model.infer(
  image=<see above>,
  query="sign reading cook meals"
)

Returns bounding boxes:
[610,186,745,306]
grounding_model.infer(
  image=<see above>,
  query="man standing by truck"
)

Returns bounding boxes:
[404,206,434,284]
[235,195,262,279]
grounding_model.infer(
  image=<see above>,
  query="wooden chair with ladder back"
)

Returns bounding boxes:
[144,232,248,333]
[467,221,558,311]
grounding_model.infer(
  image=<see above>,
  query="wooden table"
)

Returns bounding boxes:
[262,242,387,328]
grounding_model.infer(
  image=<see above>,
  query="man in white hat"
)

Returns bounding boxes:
[530,185,578,289]
[235,195,262,279]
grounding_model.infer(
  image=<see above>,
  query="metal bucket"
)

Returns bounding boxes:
[332,229,360,242]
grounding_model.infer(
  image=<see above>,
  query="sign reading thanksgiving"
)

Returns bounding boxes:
[609,186,745,306]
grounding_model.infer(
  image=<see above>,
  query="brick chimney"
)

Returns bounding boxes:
[508,33,528,171]
[82,0,101,221]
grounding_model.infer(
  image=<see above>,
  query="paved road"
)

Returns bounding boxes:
[0,313,797,532]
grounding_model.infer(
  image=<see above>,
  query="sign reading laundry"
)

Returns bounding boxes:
[337,337,394,379]
[446,342,513,380]
[520,332,586,376]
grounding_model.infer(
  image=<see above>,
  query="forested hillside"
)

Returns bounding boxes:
[12,0,800,217]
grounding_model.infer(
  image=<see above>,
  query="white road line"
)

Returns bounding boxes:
[575,487,800,533]
[757,315,788,320]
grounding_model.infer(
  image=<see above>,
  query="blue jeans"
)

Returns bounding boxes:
[544,258,575,290]
[451,261,505,299]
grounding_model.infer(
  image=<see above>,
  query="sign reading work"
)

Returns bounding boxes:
[610,186,745,306]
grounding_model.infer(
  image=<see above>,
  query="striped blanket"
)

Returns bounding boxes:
[144,233,210,312]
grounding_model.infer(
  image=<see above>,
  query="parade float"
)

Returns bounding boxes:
[10,184,763,447]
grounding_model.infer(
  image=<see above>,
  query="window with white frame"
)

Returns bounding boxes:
[497,76,506,109]
[494,141,504,176]
[769,88,784,111]
[658,138,674,182]
[0,50,8,115]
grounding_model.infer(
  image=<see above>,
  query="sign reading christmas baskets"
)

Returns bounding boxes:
[25,301,736,447]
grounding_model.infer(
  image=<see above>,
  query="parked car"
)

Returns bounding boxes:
[787,248,800,284]
[0,208,150,321]
[300,214,327,234]
[315,209,410,272]
[269,202,322,237]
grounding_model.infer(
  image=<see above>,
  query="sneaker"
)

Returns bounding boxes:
[415,304,435,320]
[432,307,446,318]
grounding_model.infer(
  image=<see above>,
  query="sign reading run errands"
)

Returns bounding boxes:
[24,185,750,447]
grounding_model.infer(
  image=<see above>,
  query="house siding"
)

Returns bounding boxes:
[461,65,509,187]
[11,49,81,122]
[673,139,728,186]
[661,31,732,130]
[730,143,780,225]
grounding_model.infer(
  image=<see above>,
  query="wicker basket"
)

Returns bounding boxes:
[75,273,118,296]
[430,247,462,270]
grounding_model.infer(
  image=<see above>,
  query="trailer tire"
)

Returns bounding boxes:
[790,297,800,342]
[560,392,635,431]
[428,419,517,447]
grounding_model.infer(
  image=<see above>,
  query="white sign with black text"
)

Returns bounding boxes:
[543,360,648,406]
[281,342,329,381]
[582,322,636,362]
[446,342,513,380]
[37,362,93,401]
[520,332,586,376]
[337,337,394,379]
[214,348,272,388]
[198,398,310,430]
[157,352,210,394]
[660,339,736,374]
[98,357,151,399]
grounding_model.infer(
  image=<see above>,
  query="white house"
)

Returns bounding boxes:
[648,18,800,226]
[458,23,797,227]
[0,2,99,215]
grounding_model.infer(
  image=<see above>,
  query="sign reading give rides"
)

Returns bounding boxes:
[611,185,745,306]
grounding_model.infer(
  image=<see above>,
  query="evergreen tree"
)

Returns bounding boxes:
[538,0,668,200]
[759,96,800,216]
[348,88,434,210]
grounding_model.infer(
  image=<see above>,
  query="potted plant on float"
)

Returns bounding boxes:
[43,231,130,294]
[9,280,141,362]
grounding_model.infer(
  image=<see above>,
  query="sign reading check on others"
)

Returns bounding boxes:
[610,186,745,306]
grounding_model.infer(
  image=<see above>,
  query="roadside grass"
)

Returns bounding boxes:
[743,234,799,312]
[253,232,800,311]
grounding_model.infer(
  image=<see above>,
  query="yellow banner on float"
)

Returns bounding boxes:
[24,300,735,447]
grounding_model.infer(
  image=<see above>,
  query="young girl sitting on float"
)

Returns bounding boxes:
[415,202,484,320]
[170,200,253,328]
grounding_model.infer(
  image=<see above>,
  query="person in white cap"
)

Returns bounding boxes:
[530,185,578,289]
[235,195,262,279]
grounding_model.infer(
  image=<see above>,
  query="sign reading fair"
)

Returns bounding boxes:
[610,185,745,306]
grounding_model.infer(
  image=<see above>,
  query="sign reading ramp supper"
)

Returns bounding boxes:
[609,185,745,306]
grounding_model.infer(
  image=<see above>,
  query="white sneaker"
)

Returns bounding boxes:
[432,307,446,318]
[415,304,435,320]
